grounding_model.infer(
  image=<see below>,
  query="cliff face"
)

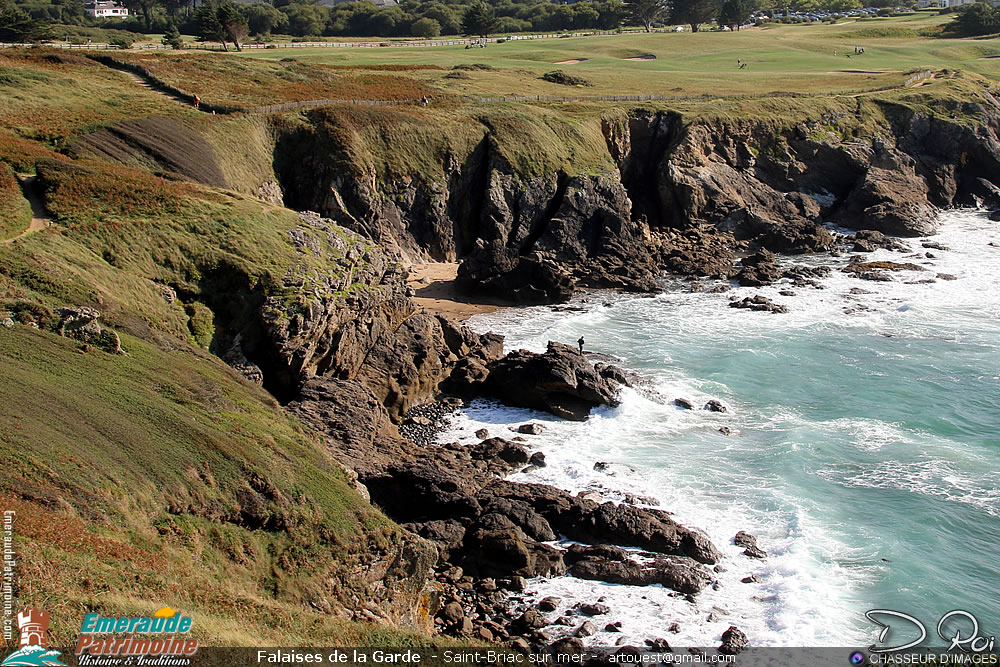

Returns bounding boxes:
[270,90,1000,303]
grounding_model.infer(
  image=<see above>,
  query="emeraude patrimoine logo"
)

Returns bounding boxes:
[1,607,65,667]
[75,607,199,659]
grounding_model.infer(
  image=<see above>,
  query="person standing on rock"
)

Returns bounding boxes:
[578,336,585,354]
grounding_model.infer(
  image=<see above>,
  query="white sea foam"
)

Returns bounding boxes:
[448,211,1000,647]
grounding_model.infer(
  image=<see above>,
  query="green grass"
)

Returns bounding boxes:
[0,164,31,240]
[0,326,410,646]
[224,15,1000,99]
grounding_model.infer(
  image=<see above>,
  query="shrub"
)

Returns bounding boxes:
[411,17,441,38]
[541,69,593,86]
[109,36,134,49]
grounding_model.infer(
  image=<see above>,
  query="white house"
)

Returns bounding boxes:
[939,0,978,7]
[83,1,128,18]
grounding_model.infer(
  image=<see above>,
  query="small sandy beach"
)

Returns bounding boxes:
[406,262,511,321]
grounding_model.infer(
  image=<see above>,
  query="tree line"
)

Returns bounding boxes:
[1,0,986,44]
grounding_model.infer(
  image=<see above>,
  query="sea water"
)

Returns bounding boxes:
[437,210,1000,648]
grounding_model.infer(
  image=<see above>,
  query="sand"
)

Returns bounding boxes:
[406,262,512,321]
[554,59,588,65]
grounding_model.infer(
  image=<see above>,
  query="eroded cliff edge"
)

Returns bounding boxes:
[269,79,1000,304]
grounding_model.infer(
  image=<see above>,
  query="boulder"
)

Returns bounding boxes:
[703,400,727,413]
[462,527,566,579]
[719,626,749,655]
[570,553,711,595]
[539,596,562,612]
[729,296,789,314]
[474,342,621,421]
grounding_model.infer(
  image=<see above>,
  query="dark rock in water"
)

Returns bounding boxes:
[848,287,874,295]
[475,428,490,439]
[502,576,527,592]
[577,602,611,616]
[741,575,761,584]
[989,210,1000,222]
[703,400,727,413]
[735,530,767,558]
[518,423,546,435]
[709,284,732,293]
[605,622,623,632]
[936,273,958,281]
[529,451,547,467]
[464,526,566,578]
[564,544,631,565]
[468,438,530,467]
[729,296,789,314]
[510,608,550,633]
[539,596,562,612]
[576,620,598,637]
[646,638,672,652]
[844,259,927,275]
[719,626,749,655]
[594,461,611,472]
[922,241,949,251]
[668,622,681,634]
[779,290,796,297]
[736,250,783,287]
[457,341,620,421]
[597,363,631,386]
[718,427,732,436]
[570,552,711,595]
[674,398,695,410]
[852,229,910,253]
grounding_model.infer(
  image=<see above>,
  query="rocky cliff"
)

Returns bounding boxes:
[269,82,1000,304]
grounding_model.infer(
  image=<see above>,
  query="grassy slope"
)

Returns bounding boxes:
[0,327,405,647]
[0,165,30,240]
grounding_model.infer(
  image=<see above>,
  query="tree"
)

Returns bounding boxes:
[629,0,669,31]
[196,3,228,49]
[595,0,627,29]
[218,2,248,50]
[671,0,720,32]
[245,2,288,35]
[0,0,51,41]
[281,2,327,36]
[718,0,752,30]
[463,1,500,37]
[162,21,183,47]
[950,1,1000,36]
[411,16,441,37]
[121,0,159,31]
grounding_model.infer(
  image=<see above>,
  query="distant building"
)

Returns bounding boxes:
[84,1,129,18]
[938,0,977,7]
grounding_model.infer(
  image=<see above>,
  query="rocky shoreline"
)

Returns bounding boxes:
[223,195,995,657]
[214,89,1000,654]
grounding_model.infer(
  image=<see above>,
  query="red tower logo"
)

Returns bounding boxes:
[16,609,49,649]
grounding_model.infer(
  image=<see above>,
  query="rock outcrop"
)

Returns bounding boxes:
[448,341,622,421]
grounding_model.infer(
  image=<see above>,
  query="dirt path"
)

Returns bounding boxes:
[406,262,512,321]
[116,69,201,109]
[2,176,51,244]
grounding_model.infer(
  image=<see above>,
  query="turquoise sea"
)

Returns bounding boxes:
[439,210,1000,648]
